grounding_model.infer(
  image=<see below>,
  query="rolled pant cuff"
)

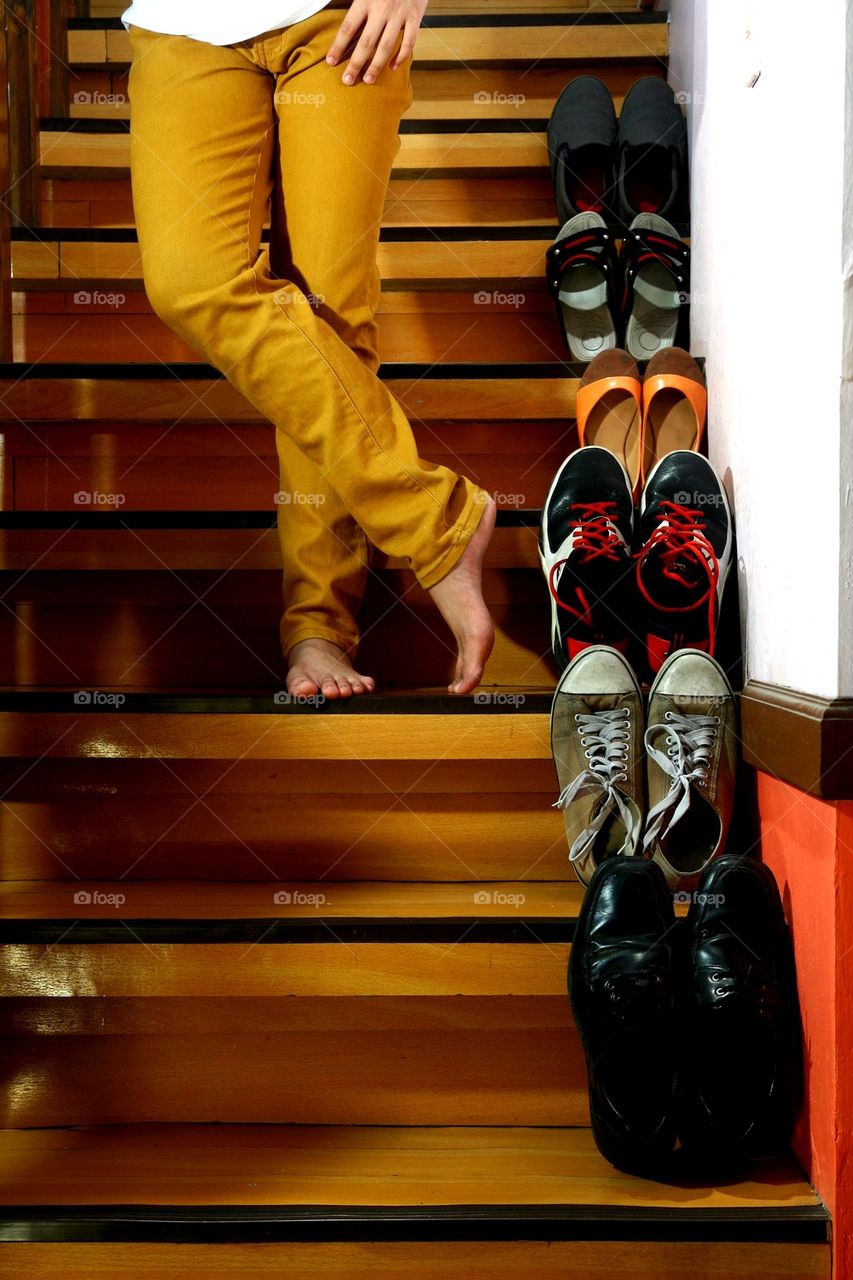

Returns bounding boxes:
[415,485,491,592]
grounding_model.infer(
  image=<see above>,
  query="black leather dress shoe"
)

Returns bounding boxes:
[677,855,802,1165]
[569,857,678,1173]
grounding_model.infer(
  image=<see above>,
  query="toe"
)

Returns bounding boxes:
[336,678,354,698]
[288,674,318,698]
[321,678,340,699]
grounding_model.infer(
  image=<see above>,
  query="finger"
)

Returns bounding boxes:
[391,19,419,69]
[362,23,403,83]
[326,5,366,65]
[342,21,385,84]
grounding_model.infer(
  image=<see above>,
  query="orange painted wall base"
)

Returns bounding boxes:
[757,776,853,1279]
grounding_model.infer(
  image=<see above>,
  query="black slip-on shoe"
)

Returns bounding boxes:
[569,856,679,1174]
[548,76,618,225]
[616,76,688,226]
[677,855,803,1168]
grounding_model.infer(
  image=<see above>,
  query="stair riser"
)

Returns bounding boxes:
[0,424,571,513]
[0,1242,831,1279]
[11,240,555,287]
[67,22,668,69]
[0,788,565,883]
[8,307,563,368]
[40,175,560,229]
[0,568,554,689]
[1,996,583,1127]
[41,129,549,178]
[0,376,578,422]
[0,526,540,572]
[68,64,659,122]
[0,943,569,998]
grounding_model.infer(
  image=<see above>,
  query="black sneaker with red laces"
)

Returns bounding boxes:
[539,446,636,673]
[635,451,733,676]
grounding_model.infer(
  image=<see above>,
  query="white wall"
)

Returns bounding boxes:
[668,0,850,699]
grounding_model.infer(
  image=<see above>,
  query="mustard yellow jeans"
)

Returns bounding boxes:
[127,7,488,659]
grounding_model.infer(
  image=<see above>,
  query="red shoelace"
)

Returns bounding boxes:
[548,501,623,624]
[634,501,720,651]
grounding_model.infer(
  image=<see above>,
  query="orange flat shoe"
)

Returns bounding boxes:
[575,349,643,495]
[640,347,707,487]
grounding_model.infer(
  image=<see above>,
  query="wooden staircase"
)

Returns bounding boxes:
[0,1,831,1276]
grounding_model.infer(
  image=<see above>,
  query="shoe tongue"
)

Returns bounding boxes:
[642,543,704,608]
[556,549,618,609]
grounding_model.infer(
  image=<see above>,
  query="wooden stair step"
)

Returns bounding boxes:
[11,294,563,366]
[38,175,560,228]
[66,13,668,69]
[2,427,565,510]
[0,524,542,572]
[0,747,567,884]
[0,1239,830,1280]
[11,226,557,287]
[0,416,570,513]
[39,119,565,183]
[69,64,661,123]
[0,1125,826,1246]
[40,118,551,178]
[0,878,581,922]
[0,994,585,1128]
[0,360,582,421]
[0,937,568,997]
[0,562,552,689]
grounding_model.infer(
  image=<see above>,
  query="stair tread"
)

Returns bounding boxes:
[0,1124,823,1219]
[0,879,580,921]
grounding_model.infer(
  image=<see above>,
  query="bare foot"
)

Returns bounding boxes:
[286,638,376,700]
[429,495,496,695]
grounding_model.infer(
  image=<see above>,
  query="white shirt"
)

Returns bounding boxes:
[121,1,333,46]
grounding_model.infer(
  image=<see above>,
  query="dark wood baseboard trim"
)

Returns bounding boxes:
[740,680,853,801]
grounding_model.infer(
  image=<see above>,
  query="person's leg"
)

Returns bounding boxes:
[267,13,403,696]
[127,22,494,694]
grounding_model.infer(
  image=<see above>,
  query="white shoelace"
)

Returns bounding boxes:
[554,707,638,867]
[642,711,720,852]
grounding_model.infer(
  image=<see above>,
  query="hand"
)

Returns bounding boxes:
[326,0,428,85]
